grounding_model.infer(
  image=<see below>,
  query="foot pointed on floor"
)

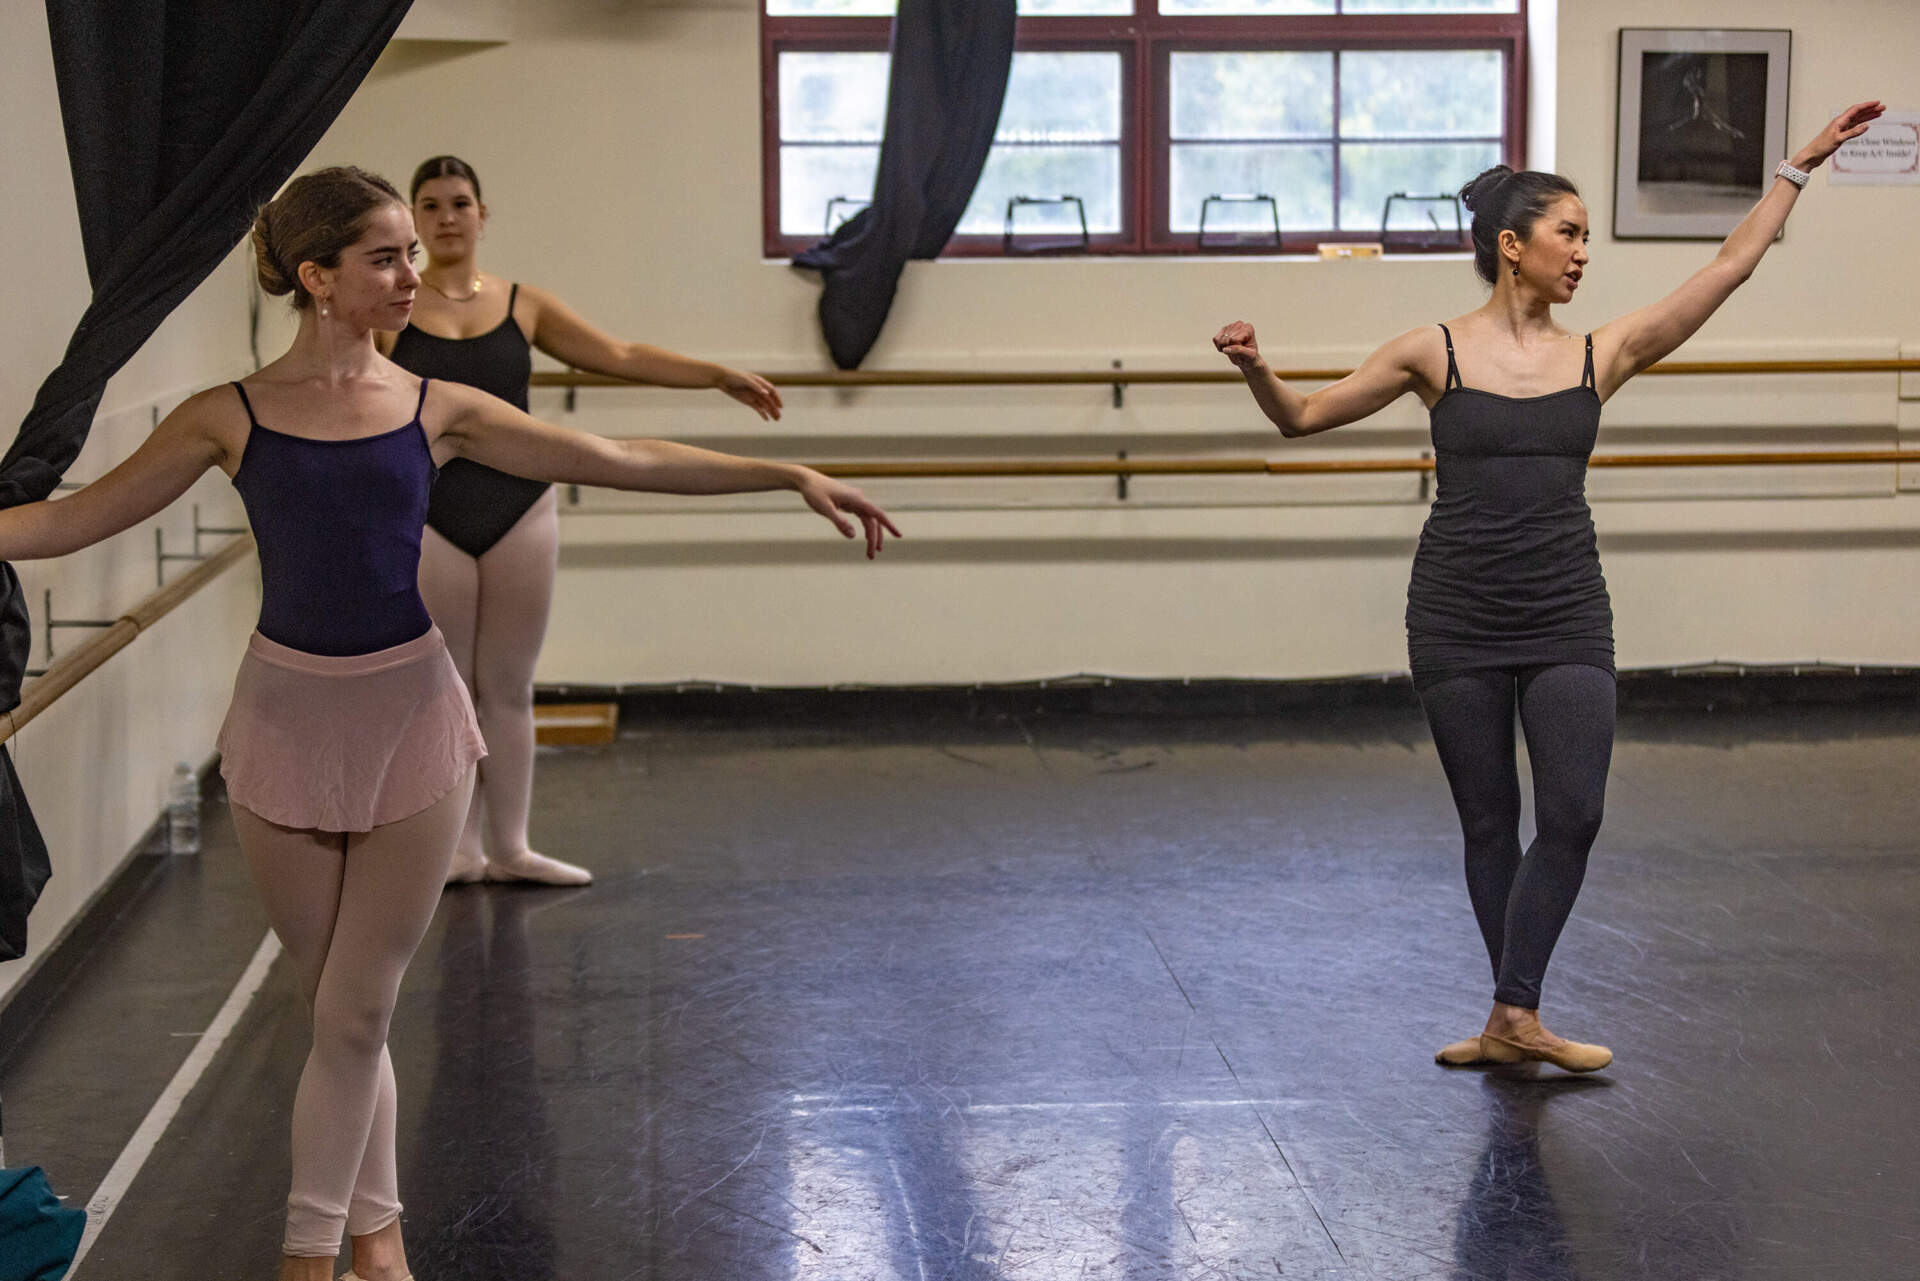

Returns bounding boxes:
[1436,1002,1611,1072]
[446,846,593,887]
[482,848,594,886]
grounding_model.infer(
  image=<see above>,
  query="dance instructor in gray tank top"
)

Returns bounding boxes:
[1213,101,1883,1075]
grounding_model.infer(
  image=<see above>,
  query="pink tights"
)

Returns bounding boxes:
[417,488,560,875]
[233,773,473,1257]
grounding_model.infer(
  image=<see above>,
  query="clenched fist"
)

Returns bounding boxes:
[1213,320,1264,373]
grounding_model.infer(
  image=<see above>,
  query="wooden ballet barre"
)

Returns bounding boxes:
[806,449,1920,479]
[0,535,255,746]
[533,357,1920,390]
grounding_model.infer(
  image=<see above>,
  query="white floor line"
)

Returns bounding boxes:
[69,930,282,1276]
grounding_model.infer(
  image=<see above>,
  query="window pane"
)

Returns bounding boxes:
[1340,51,1503,139]
[1170,52,1333,140]
[1343,0,1517,11]
[769,1,1134,11]
[779,52,889,142]
[1159,1,1333,14]
[957,145,1123,236]
[999,52,1121,142]
[959,51,1123,238]
[1017,0,1132,11]
[1169,143,1334,232]
[780,145,880,236]
[1338,141,1500,231]
[767,0,893,13]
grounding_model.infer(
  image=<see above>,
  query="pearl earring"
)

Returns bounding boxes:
[1510,263,1520,280]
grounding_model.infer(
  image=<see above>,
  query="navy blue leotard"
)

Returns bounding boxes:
[230,379,436,656]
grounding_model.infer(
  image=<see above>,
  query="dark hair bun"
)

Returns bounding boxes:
[1458,165,1515,214]
[1457,165,1580,287]
[250,209,295,297]
[249,166,404,309]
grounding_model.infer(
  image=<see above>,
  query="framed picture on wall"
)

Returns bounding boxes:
[1614,28,1791,239]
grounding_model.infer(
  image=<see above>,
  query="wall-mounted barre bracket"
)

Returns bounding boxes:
[1112,359,1126,410]
[28,587,116,676]
[1116,450,1129,501]
[155,507,250,585]
[155,527,197,585]
[192,505,247,558]
[8,536,255,744]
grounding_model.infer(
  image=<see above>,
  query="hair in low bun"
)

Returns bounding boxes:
[1457,163,1580,287]
[250,207,295,298]
[249,166,404,309]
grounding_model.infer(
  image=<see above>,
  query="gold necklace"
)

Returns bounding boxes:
[422,275,483,302]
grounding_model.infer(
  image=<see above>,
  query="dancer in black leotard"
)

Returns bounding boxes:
[390,281,543,558]
[381,156,783,888]
[1215,101,1882,1073]
[0,166,895,1281]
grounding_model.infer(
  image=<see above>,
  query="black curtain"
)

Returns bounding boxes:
[792,0,1016,370]
[0,0,413,962]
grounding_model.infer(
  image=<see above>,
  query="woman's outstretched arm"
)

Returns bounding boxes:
[432,381,897,556]
[0,391,227,560]
[1594,100,1884,398]
[523,285,783,421]
[1214,322,1435,437]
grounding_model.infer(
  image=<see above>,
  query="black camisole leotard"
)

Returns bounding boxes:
[389,282,547,558]
[1405,323,1614,687]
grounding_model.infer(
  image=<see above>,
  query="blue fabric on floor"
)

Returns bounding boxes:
[0,1166,83,1281]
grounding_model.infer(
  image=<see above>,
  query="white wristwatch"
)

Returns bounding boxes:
[1775,159,1811,189]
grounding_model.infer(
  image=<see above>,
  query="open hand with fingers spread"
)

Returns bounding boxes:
[1795,100,1887,170]
[794,469,901,559]
[719,368,784,421]
[1213,320,1265,374]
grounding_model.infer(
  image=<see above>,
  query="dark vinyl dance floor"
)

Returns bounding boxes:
[5,698,1918,1280]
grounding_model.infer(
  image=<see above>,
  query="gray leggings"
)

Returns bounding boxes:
[1417,663,1615,1009]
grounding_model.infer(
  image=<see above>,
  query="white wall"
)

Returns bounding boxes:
[291,0,1920,686]
[0,3,260,1007]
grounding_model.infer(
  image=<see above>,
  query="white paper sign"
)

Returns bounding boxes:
[1830,111,1920,185]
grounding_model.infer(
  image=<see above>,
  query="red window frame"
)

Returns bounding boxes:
[761,4,1528,258]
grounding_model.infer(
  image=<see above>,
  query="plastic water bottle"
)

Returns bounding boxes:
[167,762,200,855]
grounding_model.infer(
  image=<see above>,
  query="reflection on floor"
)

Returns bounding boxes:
[6,701,1918,1279]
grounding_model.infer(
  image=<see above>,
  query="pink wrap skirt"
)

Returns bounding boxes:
[217,626,486,833]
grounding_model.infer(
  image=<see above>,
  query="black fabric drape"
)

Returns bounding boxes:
[0,739,50,966]
[792,0,1016,369]
[0,0,413,962]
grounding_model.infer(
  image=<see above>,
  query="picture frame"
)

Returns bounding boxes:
[1613,28,1791,240]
